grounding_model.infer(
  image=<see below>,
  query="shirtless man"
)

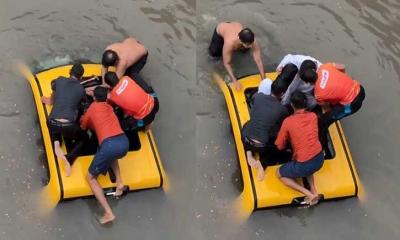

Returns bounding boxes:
[209,22,265,91]
[101,37,150,91]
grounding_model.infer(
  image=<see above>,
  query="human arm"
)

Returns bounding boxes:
[80,108,90,130]
[252,41,265,80]
[222,44,242,90]
[276,54,293,72]
[41,79,57,105]
[332,62,346,72]
[275,120,289,150]
[41,94,54,105]
[101,66,108,84]
[115,60,127,79]
[280,77,301,106]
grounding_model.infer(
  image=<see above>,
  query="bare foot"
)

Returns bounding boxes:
[54,141,71,177]
[100,212,115,224]
[247,157,258,168]
[309,194,321,206]
[256,162,265,181]
[114,185,125,197]
[305,194,320,206]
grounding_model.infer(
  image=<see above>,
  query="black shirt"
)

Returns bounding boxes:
[48,77,85,121]
[242,93,289,144]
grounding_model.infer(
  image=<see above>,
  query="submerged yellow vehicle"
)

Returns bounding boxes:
[20,63,166,203]
[215,72,360,212]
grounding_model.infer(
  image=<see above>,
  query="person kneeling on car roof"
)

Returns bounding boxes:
[300,60,365,157]
[104,72,159,132]
[242,80,289,181]
[275,91,324,206]
[41,63,89,177]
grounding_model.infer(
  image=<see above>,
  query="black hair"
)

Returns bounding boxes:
[271,80,286,97]
[94,86,108,102]
[70,63,84,79]
[299,68,318,84]
[291,91,307,109]
[299,60,317,75]
[238,28,255,44]
[102,49,118,67]
[104,72,119,88]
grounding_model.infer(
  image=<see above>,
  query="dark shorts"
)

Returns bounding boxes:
[208,27,224,57]
[125,52,148,77]
[47,119,89,163]
[88,134,129,177]
[319,85,365,152]
[120,94,159,131]
[125,65,154,94]
[321,85,366,124]
[279,151,324,178]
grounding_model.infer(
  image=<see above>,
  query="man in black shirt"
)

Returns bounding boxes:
[241,81,289,181]
[41,63,88,177]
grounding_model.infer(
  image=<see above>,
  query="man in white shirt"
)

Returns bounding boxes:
[276,54,322,109]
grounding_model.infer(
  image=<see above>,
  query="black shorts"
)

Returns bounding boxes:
[120,94,159,131]
[125,52,148,77]
[126,69,153,94]
[142,95,159,126]
[208,27,224,57]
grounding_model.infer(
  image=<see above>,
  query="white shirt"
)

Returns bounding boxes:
[277,54,322,108]
[258,78,273,95]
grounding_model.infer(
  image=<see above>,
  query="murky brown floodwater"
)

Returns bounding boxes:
[0,0,399,239]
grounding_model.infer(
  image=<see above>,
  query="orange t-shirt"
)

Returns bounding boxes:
[315,63,360,105]
[109,76,154,119]
[80,102,123,145]
[275,110,322,162]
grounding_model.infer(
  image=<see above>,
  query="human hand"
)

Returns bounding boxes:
[41,96,52,105]
[85,89,94,97]
[233,81,242,91]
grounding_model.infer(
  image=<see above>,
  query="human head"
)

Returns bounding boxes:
[299,60,318,84]
[70,63,84,80]
[290,91,307,110]
[93,86,108,102]
[104,72,119,88]
[299,60,317,74]
[299,68,318,84]
[271,80,286,100]
[102,49,119,67]
[238,28,255,47]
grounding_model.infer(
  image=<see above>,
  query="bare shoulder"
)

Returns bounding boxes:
[123,37,137,44]
[105,42,119,51]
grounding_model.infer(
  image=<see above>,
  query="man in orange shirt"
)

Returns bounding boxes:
[275,91,324,206]
[300,61,365,151]
[80,87,129,224]
[104,72,159,131]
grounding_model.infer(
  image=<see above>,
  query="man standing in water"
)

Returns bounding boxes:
[80,87,129,224]
[102,37,152,92]
[209,22,265,90]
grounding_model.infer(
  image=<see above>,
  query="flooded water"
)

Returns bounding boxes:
[0,0,399,239]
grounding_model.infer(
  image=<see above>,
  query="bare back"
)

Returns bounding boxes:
[105,37,148,74]
[217,22,244,51]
